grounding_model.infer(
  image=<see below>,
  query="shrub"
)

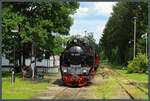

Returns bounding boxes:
[127,53,148,73]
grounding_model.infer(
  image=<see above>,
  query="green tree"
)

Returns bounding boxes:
[127,53,148,73]
[71,33,98,53]
[2,2,79,70]
[100,2,148,65]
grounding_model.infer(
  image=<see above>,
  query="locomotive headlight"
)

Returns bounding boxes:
[74,39,77,43]
[63,69,67,73]
[83,69,87,73]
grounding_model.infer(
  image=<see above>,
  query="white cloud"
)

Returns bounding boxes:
[79,7,88,12]
[70,29,85,36]
[73,19,106,25]
[70,2,118,44]
[94,2,117,16]
[74,7,89,17]
[70,20,107,43]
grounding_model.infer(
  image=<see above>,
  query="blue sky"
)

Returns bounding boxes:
[69,2,117,43]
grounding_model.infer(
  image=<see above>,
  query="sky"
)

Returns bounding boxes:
[69,2,117,44]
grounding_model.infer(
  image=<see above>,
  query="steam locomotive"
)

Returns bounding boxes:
[60,38,99,86]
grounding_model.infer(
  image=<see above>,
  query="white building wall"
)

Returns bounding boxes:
[2,56,60,67]
[26,56,60,67]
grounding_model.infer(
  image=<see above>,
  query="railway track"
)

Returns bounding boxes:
[117,79,135,99]
[109,71,135,99]
[106,67,147,99]
[112,68,148,95]
[99,66,147,99]
[52,87,68,99]
[96,70,135,99]
[52,86,82,99]
[73,87,82,98]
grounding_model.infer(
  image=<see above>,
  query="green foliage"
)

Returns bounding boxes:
[136,39,147,53]
[99,51,105,61]
[85,32,98,53]
[52,36,64,55]
[100,2,148,65]
[2,2,79,67]
[71,32,98,53]
[127,53,148,73]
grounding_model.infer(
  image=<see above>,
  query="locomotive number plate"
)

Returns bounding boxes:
[70,64,81,68]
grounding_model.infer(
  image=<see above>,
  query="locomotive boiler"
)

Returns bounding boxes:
[60,38,99,86]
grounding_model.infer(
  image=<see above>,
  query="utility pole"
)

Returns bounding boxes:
[146,33,148,56]
[31,40,35,62]
[133,17,136,59]
[11,29,18,83]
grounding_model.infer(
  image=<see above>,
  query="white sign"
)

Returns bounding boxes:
[11,30,18,33]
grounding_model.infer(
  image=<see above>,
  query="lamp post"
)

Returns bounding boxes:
[11,29,18,83]
[145,33,148,56]
[133,17,136,59]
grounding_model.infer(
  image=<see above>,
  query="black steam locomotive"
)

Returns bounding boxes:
[60,38,99,86]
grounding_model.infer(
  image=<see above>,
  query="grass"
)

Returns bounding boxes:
[118,70,148,80]
[108,64,125,69]
[96,78,118,99]
[2,72,50,99]
[100,62,125,69]
[95,64,148,99]
[117,70,148,92]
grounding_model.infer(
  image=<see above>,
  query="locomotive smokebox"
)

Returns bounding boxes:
[69,46,84,65]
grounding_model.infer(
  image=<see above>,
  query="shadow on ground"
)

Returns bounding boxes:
[52,79,92,88]
[23,78,51,83]
[2,71,22,78]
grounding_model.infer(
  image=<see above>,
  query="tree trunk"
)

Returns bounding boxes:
[53,55,55,67]
[19,54,22,68]
[23,44,26,66]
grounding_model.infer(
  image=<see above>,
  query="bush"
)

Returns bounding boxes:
[127,53,148,73]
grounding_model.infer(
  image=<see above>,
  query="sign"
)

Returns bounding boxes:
[11,30,18,33]
[141,33,148,40]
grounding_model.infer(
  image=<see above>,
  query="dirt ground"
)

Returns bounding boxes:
[33,72,97,99]
[32,71,129,99]
[32,67,147,99]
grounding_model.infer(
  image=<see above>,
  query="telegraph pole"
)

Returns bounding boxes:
[133,17,136,59]
[146,33,148,56]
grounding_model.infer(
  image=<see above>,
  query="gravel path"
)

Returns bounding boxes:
[32,73,97,99]
[32,66,145,99]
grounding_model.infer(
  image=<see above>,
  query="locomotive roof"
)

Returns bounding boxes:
[65,38,93,52]
[67,38,89,45]
[61,38,95,56]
